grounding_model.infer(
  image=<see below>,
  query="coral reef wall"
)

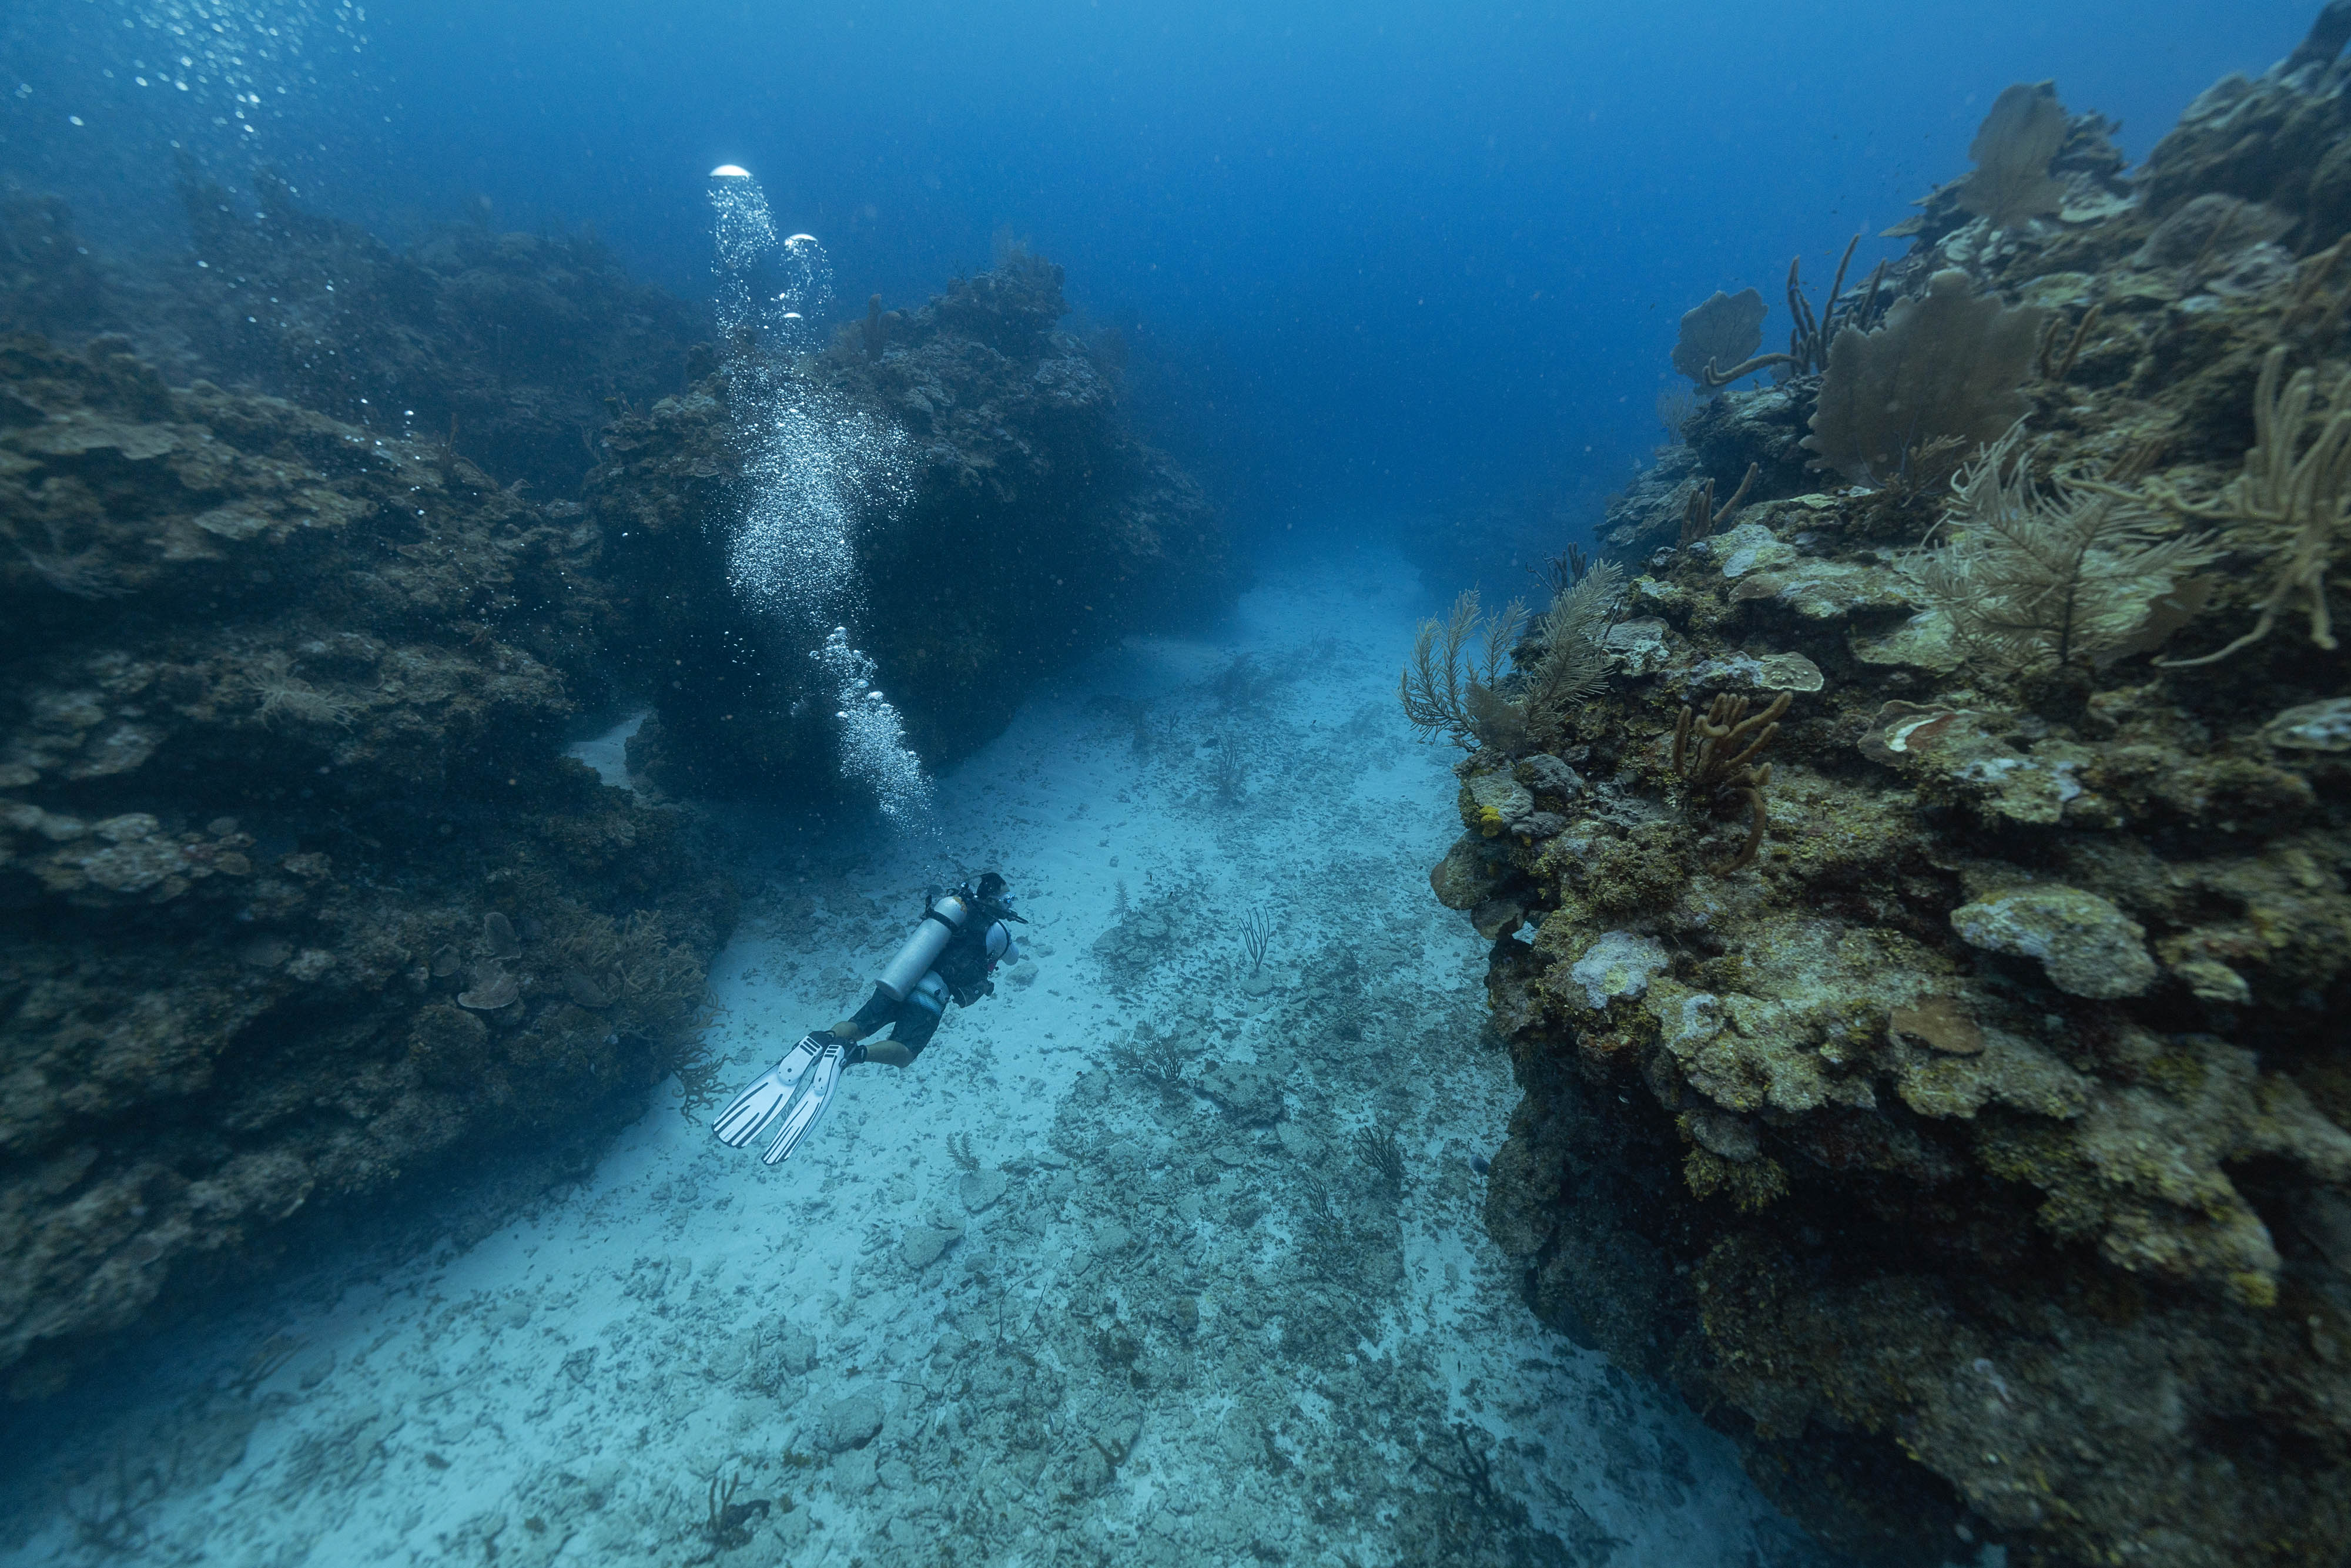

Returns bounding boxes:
[590,254,1235,797]
[0,330,735,1399]
[166,167,704,498]
[1438,16,2351,1568]
[8,170,702,501]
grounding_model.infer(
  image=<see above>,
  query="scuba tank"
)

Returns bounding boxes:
[874,890,975,1001]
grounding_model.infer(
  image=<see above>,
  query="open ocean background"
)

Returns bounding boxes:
[2,0,2314,529]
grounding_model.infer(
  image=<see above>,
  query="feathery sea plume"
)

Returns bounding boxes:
[1904,423,2221,674]
[1399,590,1527,752]
[1525,557,1625,729]
[1397,552,1626,755]
[2121,344,2351,665]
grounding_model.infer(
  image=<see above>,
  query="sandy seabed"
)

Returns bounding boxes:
[2,547,1828,1568]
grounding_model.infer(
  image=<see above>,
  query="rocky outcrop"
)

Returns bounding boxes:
[0,333,734,1399]
[154,167,702,497]
[1439,18,2351,1567]
[591,253,1236,796]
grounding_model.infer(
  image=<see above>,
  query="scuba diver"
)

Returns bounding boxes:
[712,873,1026,1166]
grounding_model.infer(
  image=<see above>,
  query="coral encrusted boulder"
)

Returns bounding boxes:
[1430,12,2351,1567]
[0,333,734,1399]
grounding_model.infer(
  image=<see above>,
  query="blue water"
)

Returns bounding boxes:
[0,0,2310,518]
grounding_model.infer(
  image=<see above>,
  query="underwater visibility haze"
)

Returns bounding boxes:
[4,2,2351,1566]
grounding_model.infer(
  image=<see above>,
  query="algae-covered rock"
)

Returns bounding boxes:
[900,1224,962,1269]
[1682,648,1826,696]
[1514,753,1585,799]
[1948,886,2156,999]
[1849,609,1965,674]
[1752,651,1825,692]
[2263,695,2351,751]
[1195,1060,1283,1124]
[1599,616,1674,675]
[1859,703,2101,827]
[1428,834,1505,910]
[1726,555,1913,621]
[1706,521,1799,578]
[820,1393,885,1452]
[1565,930,1667,1012]
[1466,771,1533,826]
[957,1169,1010,1213]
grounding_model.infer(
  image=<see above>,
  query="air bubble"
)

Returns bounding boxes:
[708,172,928,825]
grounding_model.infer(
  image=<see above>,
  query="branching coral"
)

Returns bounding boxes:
[1678,463,1758,553]
[669,1036,726,1119]
[1699,237,1890,387]
[2034,303,2103,384]
[2126,344,2351,665]
[1399,589,1526,751]
[1208,731,1248,805]
[1351,1125,1406,1189]
[2280,236,2351,343]
[551,908,709,1040]
[1906,423,2221,674]
[1110,1033,1191,1103]
[698,1472,770,1553]
[2136,195,2293,283]
[1670,690,1789,872]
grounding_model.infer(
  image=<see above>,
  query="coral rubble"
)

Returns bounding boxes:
[1435,13,2351,1565]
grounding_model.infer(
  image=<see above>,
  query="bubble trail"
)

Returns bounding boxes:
[706,166,929,825]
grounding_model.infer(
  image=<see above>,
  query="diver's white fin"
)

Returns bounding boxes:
[711,1034,825,1148]
[762,1041,846,1165]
